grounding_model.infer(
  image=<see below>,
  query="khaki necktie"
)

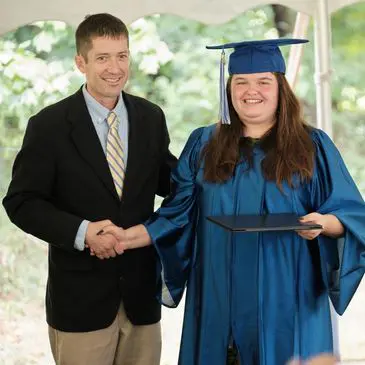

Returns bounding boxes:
[106,111,125,198]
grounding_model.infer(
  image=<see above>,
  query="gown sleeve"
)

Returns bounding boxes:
[311,128,365,314]
[144,127,205,307]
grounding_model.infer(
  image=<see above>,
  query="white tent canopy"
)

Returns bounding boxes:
[0,0,361,34]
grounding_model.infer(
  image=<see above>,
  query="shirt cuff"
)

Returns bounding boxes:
[74,220,90,251]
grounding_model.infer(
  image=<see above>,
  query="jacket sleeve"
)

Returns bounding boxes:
[2,115,83,251]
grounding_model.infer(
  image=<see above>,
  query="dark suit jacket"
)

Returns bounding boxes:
[3,88,177,332]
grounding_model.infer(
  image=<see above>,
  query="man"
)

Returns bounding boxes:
[3,13,176,365]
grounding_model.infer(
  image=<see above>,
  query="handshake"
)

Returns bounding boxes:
[84,219,151,259]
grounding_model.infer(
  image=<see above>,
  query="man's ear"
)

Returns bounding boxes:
[75,54,86,74]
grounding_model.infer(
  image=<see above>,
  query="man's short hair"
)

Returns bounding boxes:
[75,13,129,59]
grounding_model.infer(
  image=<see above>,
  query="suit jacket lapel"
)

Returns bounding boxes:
[67,88,120,201]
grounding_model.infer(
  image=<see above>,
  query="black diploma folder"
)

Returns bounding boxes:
[206,213,322,232]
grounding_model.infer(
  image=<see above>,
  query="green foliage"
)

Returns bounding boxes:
[0,21,81,149]
[327,4,365,192]
[0,208,47,304]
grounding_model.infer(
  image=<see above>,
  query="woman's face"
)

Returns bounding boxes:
[230,72,279,128]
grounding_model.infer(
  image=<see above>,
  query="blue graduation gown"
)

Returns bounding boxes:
[146,125,365,365]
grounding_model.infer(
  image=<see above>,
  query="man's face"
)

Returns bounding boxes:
[75,35,129,107]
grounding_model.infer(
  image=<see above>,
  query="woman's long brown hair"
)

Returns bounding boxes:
[201,73,315,189]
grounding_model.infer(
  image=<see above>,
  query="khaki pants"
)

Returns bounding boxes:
[48,303,161,365]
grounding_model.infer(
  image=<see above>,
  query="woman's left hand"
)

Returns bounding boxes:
[296,212,327,240]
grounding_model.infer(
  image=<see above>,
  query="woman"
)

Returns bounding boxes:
[102,39,365,364]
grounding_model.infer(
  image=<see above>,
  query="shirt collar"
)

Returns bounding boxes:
[82,84,126,125]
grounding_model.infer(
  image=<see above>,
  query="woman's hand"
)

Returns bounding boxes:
[101,224,152,254]
[296,212,325,240]
[297,212,344,240]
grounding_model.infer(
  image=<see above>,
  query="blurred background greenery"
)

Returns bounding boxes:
[0,4,364,363]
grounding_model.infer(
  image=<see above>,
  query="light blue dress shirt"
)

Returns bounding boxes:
[74,85,129,251]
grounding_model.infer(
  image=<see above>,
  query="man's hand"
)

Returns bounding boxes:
[85,220,118,259]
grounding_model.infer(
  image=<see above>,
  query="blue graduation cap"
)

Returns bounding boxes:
[206,38,309,124]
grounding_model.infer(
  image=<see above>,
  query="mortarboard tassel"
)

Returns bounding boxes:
[219,49,231,125]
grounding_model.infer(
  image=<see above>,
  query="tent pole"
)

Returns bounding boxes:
[313,0,333,137]
[286,12,310,89]
[314,0,339,357]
